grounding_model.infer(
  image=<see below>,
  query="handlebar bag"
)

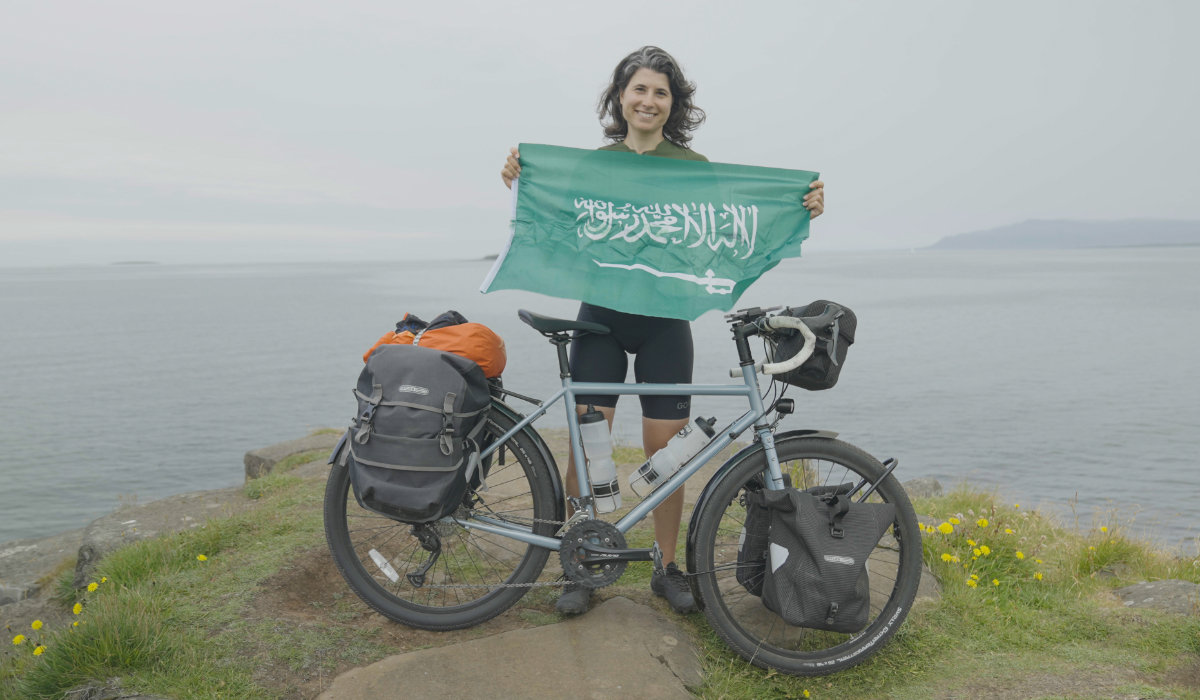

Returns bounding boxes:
[341,343,492,524]
[750,487,895,633]
[767,300,856,391]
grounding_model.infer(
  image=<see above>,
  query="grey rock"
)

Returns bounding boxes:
[317,596,701,700]
[917,565,943,602]
[1115,579,1200,615]
[73,487,256,588]
[903,477,943,499]
[0,527,85,607]
[244,431,341,481]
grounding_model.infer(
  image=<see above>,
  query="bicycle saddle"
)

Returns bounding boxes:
[517,309,611,335]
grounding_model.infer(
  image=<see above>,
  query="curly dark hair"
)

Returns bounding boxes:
[597,46,706,148]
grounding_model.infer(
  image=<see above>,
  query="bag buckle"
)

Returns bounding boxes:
[825,601,839,625]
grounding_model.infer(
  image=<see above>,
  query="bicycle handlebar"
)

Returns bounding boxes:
[728,315,816,378]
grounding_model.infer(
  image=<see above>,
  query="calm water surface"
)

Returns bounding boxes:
[1,249,1197,549]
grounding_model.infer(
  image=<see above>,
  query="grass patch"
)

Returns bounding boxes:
[271,449,330,474]
[6,472,1197,700]
[244,471,303,500]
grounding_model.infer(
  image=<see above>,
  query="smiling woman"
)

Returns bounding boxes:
[496,45,825,618]
[596,46,707,154]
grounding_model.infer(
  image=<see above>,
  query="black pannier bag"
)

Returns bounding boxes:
[751,487,895,633]
[736,480,851,597]
[767,300,857,391]
[339,343,491,524]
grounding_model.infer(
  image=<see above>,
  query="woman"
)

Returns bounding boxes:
[500,46,825,614]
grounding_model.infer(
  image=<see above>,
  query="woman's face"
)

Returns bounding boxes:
[619,67,672,136]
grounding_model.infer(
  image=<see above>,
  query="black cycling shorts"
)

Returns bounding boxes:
[569,302,694,420]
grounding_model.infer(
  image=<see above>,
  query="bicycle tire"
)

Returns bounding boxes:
[690,436,921,675]
[323,409,558,631]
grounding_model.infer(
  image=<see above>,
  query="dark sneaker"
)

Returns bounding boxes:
[651,562,698,613]
[555,582,593,614]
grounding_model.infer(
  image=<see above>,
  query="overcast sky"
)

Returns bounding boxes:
[2,1,1197,266]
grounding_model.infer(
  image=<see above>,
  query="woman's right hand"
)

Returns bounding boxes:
[500,147,521,189]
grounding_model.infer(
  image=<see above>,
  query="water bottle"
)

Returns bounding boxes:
[629,416,718,498]
[579,405,621,513]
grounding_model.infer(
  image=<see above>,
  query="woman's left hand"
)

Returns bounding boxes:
[804,180,825,219]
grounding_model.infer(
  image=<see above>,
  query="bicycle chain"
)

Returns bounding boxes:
[417,514,570,590]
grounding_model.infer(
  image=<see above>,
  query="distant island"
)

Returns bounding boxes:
[929,219,1200,250]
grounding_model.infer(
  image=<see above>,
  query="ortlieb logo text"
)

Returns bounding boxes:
[824,555,855,566]
[397,385,429,395]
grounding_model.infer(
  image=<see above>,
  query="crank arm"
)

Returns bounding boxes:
[578,544,656,565]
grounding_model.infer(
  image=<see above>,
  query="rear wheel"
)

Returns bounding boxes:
[323,409,558,630]
[689,437,922,675]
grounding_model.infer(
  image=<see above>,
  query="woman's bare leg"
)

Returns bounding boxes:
[642,416,690,566]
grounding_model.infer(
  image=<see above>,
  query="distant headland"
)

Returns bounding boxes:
[929,219,1200,250]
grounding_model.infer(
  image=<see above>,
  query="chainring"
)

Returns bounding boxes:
[559,519,627,589]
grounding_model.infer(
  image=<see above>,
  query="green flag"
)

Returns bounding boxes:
[480,143,818,320]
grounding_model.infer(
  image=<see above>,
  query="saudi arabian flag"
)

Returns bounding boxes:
[480,143,818,321]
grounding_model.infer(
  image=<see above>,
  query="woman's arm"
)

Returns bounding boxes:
[804,180,824,219]
[501,147,521,189]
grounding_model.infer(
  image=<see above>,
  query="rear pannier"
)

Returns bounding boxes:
[767,300,857,391]
[340,343,491,524]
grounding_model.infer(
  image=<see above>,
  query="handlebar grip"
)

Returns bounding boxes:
[761,316,816,375]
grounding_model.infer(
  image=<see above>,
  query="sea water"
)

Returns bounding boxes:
[1,248,1197,549]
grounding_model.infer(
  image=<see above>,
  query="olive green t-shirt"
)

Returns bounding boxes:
[598,139,708,162]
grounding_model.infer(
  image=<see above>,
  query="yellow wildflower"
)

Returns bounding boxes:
[1100,526,1108,533]
[12,635,24,645]
[937,522,953,534]
[980,545,990,556]
[948,517,960,525]
[100,577,107,583]
[72,621,79,628]
[87,582,98,592]
[804,692,811,698]
[973,548,982,557]
[33,645,45,656]
[1034,572,1043,581]
[1014,503,1020,508]
[970,574,979,580]
[72,603,82,615]
[1015,551,1025,560]
[977,518,989,528]
[941,552,955,562]
[30,620,42,631]
[197,554,208,562]
[966,579,978,588]
[967,539,976,546]
[1036,559,1043,564]
[992,579,1000,586]
[1088,546,1096,551]
[1004,528,1013,534]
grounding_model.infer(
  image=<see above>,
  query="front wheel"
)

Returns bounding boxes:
[689,437,922,675]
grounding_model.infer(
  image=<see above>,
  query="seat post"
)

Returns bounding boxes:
[550,334,572,378]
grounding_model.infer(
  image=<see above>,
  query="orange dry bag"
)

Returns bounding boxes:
[363,311,506,379]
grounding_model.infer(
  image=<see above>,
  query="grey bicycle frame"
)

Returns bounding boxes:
[458,364,787,552]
